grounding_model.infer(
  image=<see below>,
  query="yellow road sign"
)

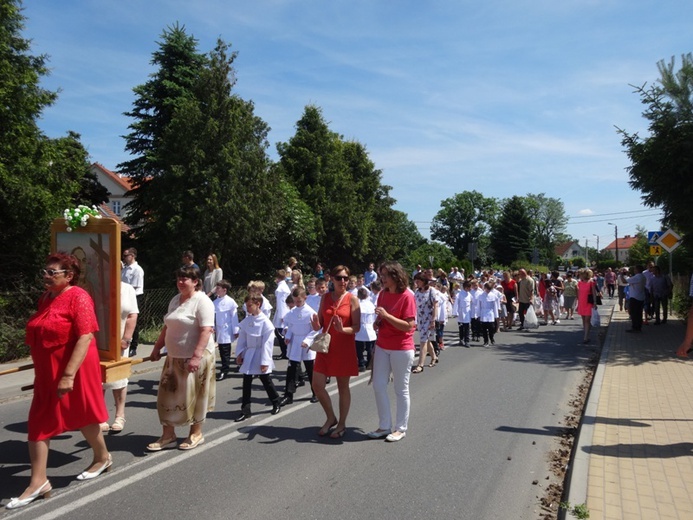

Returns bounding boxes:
[657,229,681,253]
[650,245,662,256]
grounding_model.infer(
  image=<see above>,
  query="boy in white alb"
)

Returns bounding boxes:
[279,287,319,406]
[356,287,377,371]
[234,294,282,422]
[454,280,473,347]
[213,280,239,381]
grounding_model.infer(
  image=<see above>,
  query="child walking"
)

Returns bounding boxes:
[234,294,282,422]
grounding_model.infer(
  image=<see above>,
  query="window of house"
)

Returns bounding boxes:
[113,200,121,216]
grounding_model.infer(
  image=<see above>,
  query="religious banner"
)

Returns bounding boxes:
[51,216,122,367]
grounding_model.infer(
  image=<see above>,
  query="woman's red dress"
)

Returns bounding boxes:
[25,286,108,441]
[314,293,358,377]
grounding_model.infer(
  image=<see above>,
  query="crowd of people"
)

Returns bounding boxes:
[7,248,678,509]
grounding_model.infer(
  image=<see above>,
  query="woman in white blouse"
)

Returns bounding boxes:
[147,266,216,451]
[203,254,223,298]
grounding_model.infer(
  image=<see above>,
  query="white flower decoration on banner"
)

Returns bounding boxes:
[63,205,102,232]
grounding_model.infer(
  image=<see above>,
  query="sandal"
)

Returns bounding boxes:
[329,427,346,439]
[411,365,424,374]
[146,437,178,451]
[318,420,338,437]
[110,416,126,433]
[99,422,110,433]
[428,359,439,367]
[179,435,205,451]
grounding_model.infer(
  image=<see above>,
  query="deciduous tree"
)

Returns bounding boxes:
[619,53,693,244]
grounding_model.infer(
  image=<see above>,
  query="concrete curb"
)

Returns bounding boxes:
[560,303,616,519]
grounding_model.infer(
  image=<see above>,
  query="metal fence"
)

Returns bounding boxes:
[0,285,255,362]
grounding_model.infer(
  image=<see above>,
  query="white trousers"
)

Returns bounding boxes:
[372,346,414,433]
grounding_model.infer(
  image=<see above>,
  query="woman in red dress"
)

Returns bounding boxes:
[311,265,361,439]
[8,253,110,510]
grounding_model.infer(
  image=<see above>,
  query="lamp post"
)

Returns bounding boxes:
[592,234,600,262]
[583,237,589,266]
[608,223,618,265]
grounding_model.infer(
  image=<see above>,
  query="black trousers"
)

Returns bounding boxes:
[518,302,531,327]
[355,340,374,368]
[275,329,288,357]
[458,322,470,344]
[241,374,279,413]
[129,293,144,356]
[481,321,495,343]
[653,296,669,323]
[285,359,314,395]
[629,298,644,331]
[471,317,481,339]
[218,343,232,373]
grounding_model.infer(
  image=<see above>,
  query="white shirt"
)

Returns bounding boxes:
[236,313,275,375]
[475,291,500,322]
[356,299,377,341]
[306,293,322,312]
[164,291,215,358]
[273,280,291,328]
[283,304,318,362]
[454,290,472,324]
[213,294,239,344]
[121,261,144,295]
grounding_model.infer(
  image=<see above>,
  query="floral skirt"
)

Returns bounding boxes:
[156,350,216,427]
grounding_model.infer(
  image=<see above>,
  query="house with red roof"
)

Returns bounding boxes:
[90,163,134,232]
[603,235,639,264]
[555,241,585,261]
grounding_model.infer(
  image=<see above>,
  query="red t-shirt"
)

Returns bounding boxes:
[376,290,416,350]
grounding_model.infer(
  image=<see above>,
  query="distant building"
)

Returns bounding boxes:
[90,163,134,219]
[90,163,133,232]
[603,235,639,264]
[555,241,585,261]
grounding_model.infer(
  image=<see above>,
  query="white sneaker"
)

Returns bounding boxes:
[555,320,560,324]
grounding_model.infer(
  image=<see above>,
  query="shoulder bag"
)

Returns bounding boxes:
[310,293,349,354]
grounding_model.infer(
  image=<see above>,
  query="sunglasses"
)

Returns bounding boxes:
[333,275,350,281]
[41,268,68,277]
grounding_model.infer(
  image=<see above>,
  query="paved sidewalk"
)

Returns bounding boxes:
[566,302,693,520]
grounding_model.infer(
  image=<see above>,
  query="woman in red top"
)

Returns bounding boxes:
[311,265,361,439]
[9,253,110,510]
[367,261,416,442]
[500,271,518,330]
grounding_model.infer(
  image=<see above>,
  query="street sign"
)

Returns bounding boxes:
[656,228,682,253]
[649,245,662,256]
[648,231,664,245]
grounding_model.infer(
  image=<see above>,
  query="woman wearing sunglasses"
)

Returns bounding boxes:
[311,265,361,438]
[8,253,111,509]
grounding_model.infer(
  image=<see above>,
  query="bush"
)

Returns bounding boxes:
[0,288,40,363]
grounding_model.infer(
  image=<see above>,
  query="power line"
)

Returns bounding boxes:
[569,208,662,219]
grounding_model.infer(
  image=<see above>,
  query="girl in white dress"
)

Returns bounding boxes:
[234,294,281,422]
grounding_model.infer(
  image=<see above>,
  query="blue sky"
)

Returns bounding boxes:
[22,0,688,249]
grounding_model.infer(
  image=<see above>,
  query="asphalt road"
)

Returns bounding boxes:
[0,318,598,520]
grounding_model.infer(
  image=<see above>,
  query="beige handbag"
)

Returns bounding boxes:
[310,293,348,354]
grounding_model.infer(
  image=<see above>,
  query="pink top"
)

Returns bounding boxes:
[376,290,416,350]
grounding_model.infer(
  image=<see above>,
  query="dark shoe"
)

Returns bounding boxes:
[235,412,252,422]
[216,371,229,381]
[310,395,319,403]
[272,355,288,360]
[325,377,331,384]
[278,395,293,407]
[297,379,306,387]
[271,403,282,415]
[128,347,137,358]
[490,339,495,345]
